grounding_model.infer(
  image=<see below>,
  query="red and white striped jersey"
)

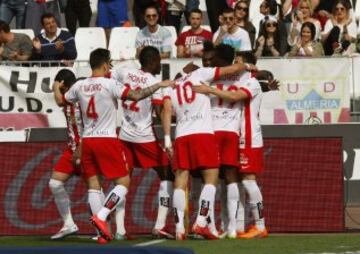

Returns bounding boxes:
[165,67,219,138]
[63,103,83,151]
[64,77,129,138]
[112,67,163,143]
[239,77,263,149]
[210,71,251,134]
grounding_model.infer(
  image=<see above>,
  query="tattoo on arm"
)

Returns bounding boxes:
[127,83,160,101]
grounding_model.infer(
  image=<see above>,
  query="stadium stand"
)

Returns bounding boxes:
[108,27,139,60]
[74,27,107,61]
[181,25,212,33]
[10,29,35,40]
[164,26,178,58]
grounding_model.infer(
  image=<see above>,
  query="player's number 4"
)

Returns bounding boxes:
[86,96,98,119]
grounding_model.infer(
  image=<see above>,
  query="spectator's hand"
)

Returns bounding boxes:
[297,10,304,22]
[257,36,265,47]
[266,37,274,47]
[55,39,65,52]
[343,33,353,42]
[330,15,338,26]
[220,24,229,34]
[318,10,331,18]
[296,38,302,48]
[32,38,41,52]
[183,62,200,74]
[291,11,298,26]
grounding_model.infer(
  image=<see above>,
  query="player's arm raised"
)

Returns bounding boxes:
[53,81,66,106]
[126,80,175,101]
[216,62,257,78]
[193,83,250,103]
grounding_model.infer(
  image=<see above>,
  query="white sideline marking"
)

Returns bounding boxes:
[135,239,166,247]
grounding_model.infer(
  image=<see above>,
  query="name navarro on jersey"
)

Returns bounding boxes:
[83,84,102,92]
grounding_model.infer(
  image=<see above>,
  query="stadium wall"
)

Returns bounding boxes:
[0,125,348,235]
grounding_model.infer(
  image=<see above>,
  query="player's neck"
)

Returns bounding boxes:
[92,69,106,77]
[141,67,154,75]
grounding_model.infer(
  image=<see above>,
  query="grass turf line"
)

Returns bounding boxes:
[1,234,360,254]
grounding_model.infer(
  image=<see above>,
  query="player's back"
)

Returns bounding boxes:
[210,71,251,133]
[168,67,219,138]
[71,77,121,138]
[239,77,263,149]
[112,67,162,142]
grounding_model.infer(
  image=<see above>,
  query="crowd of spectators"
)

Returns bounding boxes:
[0,0,359,62]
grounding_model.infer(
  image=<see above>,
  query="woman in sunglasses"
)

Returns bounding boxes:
[321,0,356,55]
[288,0,321,47]
[255,15,288,57]
[288,22,324,57]
[234,0,256,49]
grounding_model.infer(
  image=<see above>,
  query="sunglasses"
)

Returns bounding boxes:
[236,6,248,11]
[266,22,277,28]
[146,14,158,18]
[335,7,345,11]
[223,16,234,21]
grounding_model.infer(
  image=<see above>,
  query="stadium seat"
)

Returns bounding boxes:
[164,26,178,58]
[11,29,35,40]
[75,27,107,61]
[199,0,207,11]
[108,27,139,60]
[181,25,212,33]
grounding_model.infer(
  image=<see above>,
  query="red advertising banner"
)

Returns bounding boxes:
[0,138,344,235]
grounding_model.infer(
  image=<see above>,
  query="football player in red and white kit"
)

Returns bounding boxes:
[207,44,253,239]
[162,58,256,240]
[111,46,174,239]
[49,69,83,240]
[53,48,174,243]
[193,53,275,239]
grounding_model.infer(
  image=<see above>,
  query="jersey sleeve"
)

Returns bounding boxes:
[108,79,131,100]
[111,67,127,82]
[240,78,261,99]
[192,67,220,85]
[64,82,79,104]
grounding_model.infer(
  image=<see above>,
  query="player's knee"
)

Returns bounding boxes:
[49,178,64,194]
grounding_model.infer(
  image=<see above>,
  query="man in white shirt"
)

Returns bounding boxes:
[213,7,252,52]
[53,48,173,244]
[135,6,173,59]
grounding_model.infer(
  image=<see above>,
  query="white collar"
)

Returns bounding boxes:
[41,28,61,42]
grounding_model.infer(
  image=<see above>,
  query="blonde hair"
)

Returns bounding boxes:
[298,0,313,16]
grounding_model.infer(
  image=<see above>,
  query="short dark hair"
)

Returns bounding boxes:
[190,8,202,16]
[144,5,159,15]
[41,13,57,25]
[301,22,316,41]
[0,20,10,33]
[223,7,235,15]
[215,44,235,65]
[203,40,215,53]
[139,46,160,68]
[54,69,76,89]
[236,51,257,65]
[89,48,111,70]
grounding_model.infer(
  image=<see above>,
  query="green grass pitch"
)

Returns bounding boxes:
[1,234,360,254]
